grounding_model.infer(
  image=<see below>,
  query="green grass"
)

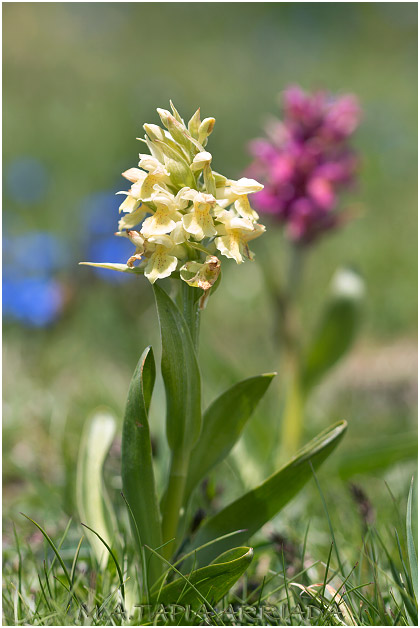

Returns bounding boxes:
[3,470,417,626]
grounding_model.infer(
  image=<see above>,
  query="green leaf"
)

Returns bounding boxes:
[79,262,144,274]
[121,347,162,585]
[76,410,117,569]
[302,268,364,392]
[150,546,253,608]
[153,283,202,453]
[337,432,418,479]
[185,373,276,502]
[406,479,418,603]
[189,421,347,565]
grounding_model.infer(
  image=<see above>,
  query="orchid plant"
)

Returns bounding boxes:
[247,86,363,462]
[79,102,347,610]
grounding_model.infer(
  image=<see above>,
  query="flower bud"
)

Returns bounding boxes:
[188,108,201,139]
[143,123,166,143]
[169,100,184,124]
[198,117,216,146]
[190,151,212,172]
[166,157,196,189]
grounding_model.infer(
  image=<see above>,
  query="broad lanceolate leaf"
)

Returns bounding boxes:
[301,268,364,393]
[121,347,163,585]
[76,410,117,569]
[184,374,276,502]
[150,547,253,608]
[153,283,202,453]
[189,421,347,565]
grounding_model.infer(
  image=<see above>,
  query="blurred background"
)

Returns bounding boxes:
[3,3,417,546]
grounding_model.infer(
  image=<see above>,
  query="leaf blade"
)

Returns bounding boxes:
[76,410,117,569]
[189,420,347,565]
[121,346,162,584]
[150,546,253,608]
[302,269,364,392]
[185,373,276,501]
[153,283,202,453]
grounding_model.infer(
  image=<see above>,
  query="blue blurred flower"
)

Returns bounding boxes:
[5,157,49,204]
[3,275,64,327]
[3,231,68,275]
[3,230,68,327]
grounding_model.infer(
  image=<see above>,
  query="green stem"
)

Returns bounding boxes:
[275,242,306,463]
[161,280,202,559]
[180,273,201,352]
[161,450,189,560]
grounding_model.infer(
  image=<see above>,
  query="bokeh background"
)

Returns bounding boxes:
[3,2,417,545]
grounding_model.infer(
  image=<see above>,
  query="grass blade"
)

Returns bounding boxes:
[406,478,418,602]
[81,523,125,602]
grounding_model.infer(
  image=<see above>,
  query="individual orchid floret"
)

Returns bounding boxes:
[143,234,186,284]
[80,102,266,291]
[120,230,145,268]
[118,204,147,231]
[180,255,221,291]
[140,186,187,238]
[215,210,266,264]
[218,177,264,221]
[136,155,171,199]
[117,193,141,215]
[181,189,217,240]
[246,85,361,244]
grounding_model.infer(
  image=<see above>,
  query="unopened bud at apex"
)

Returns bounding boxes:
[143,123,166,143]
[198,117,216,146]
[188,108,201,139]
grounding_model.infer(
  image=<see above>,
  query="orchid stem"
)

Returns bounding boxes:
[161,280,201,560]
[181,280,201,352]
[161,450,189,560]
[275,242,305,464]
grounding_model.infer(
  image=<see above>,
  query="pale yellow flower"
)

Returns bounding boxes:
[217,177,263,221]
[134,155,171,199]
[170,221,191,245]
[215,210,266,263]
[117,230,146,267]
[181,189,217,240]
[118,204,147,231]
[143,234,186,284]
[117,190,142,214]
[180,255,221,291]
[141,186,188,238]
[81,103,266,287]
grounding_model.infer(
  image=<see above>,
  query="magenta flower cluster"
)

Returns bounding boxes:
[247,86,361,244]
